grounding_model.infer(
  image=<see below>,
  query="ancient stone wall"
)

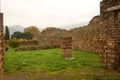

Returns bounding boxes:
[20,40,38,46]
[69,16,100,53]
[100,0,120,69]
[34,27,68,49]
[0,13,4,80]
[15,40,38,51]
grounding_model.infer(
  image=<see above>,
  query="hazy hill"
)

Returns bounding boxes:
[59,22,88,30]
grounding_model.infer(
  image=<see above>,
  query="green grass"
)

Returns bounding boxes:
[4,48,120,80]
[4,48,100,72]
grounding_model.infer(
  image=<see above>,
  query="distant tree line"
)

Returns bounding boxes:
[11,26,39,40]
[4,25,40,40]
[11,31,32,40]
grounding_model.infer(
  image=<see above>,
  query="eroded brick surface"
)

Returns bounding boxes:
[0,13,4,80]
[100,0,120,69]
[60,37,72,59]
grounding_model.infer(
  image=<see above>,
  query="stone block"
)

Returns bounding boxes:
[107,5,120,11]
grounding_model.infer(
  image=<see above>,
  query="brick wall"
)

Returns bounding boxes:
[20,40,38,46]
[15,40,38,51]
[0,13,4,80]
[100,0,120,69]
[70,16,100,53]
[34,27,68,49]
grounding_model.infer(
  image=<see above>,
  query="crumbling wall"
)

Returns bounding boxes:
[20,41,38,46]
[70,16,100,53]
[100,0,120,69]
[15,40,38,51]
[0,13,4,80]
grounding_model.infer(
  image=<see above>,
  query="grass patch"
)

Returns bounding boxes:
[4,48,120,80]
[4,48,100,72]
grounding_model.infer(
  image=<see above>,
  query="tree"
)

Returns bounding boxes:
[24,26,39,35]
[12,31,22,39]
[9,39,20,48]
[5,26,10,40]
[22,32,32,40]
[11,31,33,40]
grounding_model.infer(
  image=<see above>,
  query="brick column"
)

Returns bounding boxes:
[60,37,74,60]
[118,10,120,64]
[100,0,120,69]
[0,13,4,80]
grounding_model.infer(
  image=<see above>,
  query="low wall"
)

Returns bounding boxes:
[15,40,38,51]
[20,40,38,46]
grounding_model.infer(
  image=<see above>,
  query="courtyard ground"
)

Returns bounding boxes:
[3,48,120,80]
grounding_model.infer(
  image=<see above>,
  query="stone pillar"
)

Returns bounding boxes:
[100,0,120,69]
[0,13,4,80]
[60,37,74,60]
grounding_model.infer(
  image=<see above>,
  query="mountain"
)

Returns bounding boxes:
[58,22,89,30]
[6,25,24,35]
[5,22,88,35]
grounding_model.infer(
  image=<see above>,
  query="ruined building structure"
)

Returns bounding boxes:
[0,1,119,80]
[100,0,120,69]
[1,0,120,79]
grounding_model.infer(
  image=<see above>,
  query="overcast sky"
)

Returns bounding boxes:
[1,0,102,28]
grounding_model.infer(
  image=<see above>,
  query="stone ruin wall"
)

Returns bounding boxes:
[33,27,68,49]
[15,40,39,51]
[0,13,4,80]
[20,41,38,46]
[70,16,100,53]
[37,35,60,48]
[100,0,120,69]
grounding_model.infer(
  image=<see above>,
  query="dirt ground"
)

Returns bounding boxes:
[3,67,120,80]
[4,70,83,80]
[4,71,65,80]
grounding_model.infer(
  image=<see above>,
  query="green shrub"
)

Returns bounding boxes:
[5,47,8,51]
[9,39,20,48]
